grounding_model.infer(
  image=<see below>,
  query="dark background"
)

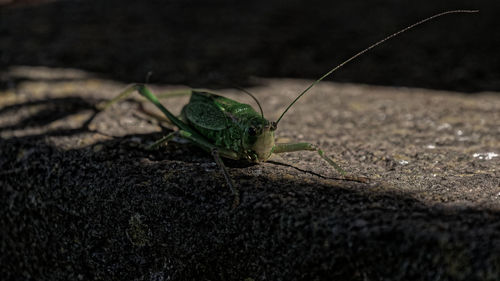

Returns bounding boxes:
[2,1,500,280]
[1,0,499,92]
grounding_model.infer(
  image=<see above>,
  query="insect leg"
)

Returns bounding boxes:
[145,131,178,150]
[155,89,193,99]
[175,130,240,207]
[177,130,240,160]
[96,85,138,110]
[100,84,193,135]
[273,142,346,176]
[100,84,240,158]
[212,149,240,208]
[100,85,241,206]
[135,87,241,204]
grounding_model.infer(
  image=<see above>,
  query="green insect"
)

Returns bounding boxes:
[98,10,477,206]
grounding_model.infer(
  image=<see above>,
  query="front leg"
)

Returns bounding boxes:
[212,149,239,208]
[272,142,346,176]
[177,130,240,208]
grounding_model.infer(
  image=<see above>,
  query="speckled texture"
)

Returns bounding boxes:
[1,69,499,280]
[1,1,499,279]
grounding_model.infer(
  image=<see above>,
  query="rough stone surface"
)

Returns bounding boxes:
[1,69,499,280]
[1,1,499,280]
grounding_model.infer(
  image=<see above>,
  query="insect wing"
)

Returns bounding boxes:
[184,101,228,130]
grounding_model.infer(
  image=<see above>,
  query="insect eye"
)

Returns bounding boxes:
[248,127,257,136]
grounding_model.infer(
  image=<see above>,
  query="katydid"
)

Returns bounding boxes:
[98,10,478,206]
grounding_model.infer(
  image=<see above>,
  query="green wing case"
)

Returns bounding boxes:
[184,101,228,130]
[182,91,263,152]
[184,91,261,129]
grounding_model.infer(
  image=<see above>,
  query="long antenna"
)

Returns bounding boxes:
[274,9,478,125]
[233,86,265,118]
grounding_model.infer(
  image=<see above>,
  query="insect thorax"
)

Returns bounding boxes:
[182,91,275,161]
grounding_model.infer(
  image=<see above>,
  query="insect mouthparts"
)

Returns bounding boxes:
[270,121,277,131]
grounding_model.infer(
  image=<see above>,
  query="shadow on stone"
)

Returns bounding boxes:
[1,113,499,280]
